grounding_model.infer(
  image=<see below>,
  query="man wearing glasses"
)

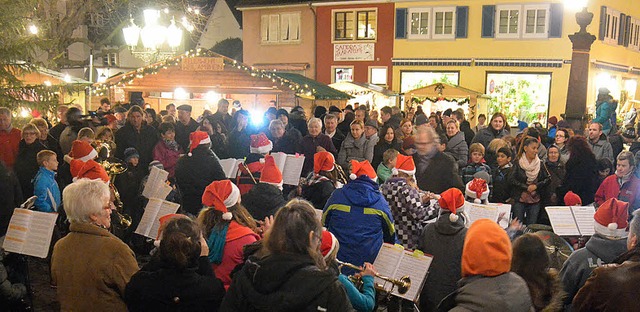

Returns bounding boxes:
[413,127,464,194]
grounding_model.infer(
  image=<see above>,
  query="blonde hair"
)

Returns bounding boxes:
[30,117,48,129]
[95,126,113,140]
[469,143,485,155]
[487,138,509,154]
[383,149,399,165]
[21,123,40,138]
[37,150,56,166]
[77,127,95,140]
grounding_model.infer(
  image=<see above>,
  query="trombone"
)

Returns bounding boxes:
[336,259,411,295]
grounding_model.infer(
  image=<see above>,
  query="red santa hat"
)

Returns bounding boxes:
[188,131,211,156]
[320,230,339,261]
[314,151,335,174]
[439,188,466,222]
[202,180,240,221]
[250,133,273,154]
[594,198,629,238]
[349,160,377,181]
[465,178,490,203]
[70,140,98,162]
[69,159,109,182]
[392,154,416,176]
[564,191,582,206]
[260,155,283,189]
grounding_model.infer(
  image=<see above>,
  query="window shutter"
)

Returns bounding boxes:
[481,5,496,38]
[549,3,563,38]
[456,6,469,38]
[599,6,607,40]
[619,13,627,45]
[625,15,632,47]
[261,15,269,42]
[396,8,407,39]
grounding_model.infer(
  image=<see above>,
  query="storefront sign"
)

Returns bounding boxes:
[334,43,375,61]
[181,57,225,71]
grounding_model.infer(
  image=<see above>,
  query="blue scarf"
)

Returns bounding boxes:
[207,223,230,264]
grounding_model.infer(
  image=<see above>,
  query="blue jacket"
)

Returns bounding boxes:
[594,100,614,131]
[322,176,396,269]
[33,167,60,213]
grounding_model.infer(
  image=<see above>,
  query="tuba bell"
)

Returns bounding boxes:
[95,143,132,229]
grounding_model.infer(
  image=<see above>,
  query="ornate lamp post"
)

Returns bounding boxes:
[564,0,596,133]
[123,9,189,63]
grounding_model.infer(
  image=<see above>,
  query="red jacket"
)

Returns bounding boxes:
[152,140,183,178]
[595,174,640,212]
[0,127,21,168]
[212,221,260,290]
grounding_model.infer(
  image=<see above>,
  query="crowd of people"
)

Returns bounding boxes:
[1,87,640,311]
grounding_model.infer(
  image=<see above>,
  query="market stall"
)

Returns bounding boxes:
[404,83,489,127]
[329,81,399,110]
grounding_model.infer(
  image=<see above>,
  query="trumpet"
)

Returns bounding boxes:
[336,259,411,295]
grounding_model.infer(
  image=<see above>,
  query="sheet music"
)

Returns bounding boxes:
[135,198,180,239]
[495,204,512,229]
[372,244,404,292]
[393,250,433,302]
[571,206,595,236]
[142,166,170,199]
[219,158,242,179]
[282,155,305,185]
[270,152,287,173]
[464,203,499,227]
[545,206,580,236]
[3,209,57,258]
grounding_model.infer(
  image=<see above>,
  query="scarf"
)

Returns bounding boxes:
[163,139,180,152]
[519,155,541,183]
[207,221,258,264]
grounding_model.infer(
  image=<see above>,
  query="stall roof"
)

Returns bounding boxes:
[405,83,488,98]
[329,81,399,97]
[273,72,352,100]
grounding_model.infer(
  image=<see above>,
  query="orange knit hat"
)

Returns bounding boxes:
[461,219,512,277]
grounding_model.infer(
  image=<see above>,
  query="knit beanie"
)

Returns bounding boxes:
[462,219,512,277]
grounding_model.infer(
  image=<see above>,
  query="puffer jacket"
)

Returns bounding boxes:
[175,145,226,215]
[471,127,510,149]
[322,176,396,269]
[337,134,375,170]
[446,131,469,168]
[242,183,286,221]
[220,253,354,312]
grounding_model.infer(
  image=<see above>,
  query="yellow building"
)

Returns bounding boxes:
[392,0,640,126]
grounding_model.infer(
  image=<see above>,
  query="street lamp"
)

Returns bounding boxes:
[563,0,596,133]
[122,9,188,63]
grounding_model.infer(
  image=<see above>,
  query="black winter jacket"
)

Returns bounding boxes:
[509,158,551,203]
[301,180,336,210]
[115,123,159,171]
[175,145,226,215]
[14,140,46,198]
[242,183,286,221]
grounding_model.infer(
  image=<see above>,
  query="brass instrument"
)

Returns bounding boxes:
[334,163,349,185]
[96,143,132,229]
[336,259,411,295]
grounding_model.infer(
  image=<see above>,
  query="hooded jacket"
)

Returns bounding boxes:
[559,233,628,308]
[174,145,226,215]
[418,211,467,312]
[33,166,61,213]
[446,131,469,169]
[337,133,375,169]
[322,176,396,269]
[595,174,640,212]
[242,183,286,220]
[220,253,354,312]
[442,219,532,312]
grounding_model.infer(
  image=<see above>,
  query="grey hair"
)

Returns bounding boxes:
[630,210,640,239]
[324,113,338,122]
[0,107,10,117]
[307,117,322,128]
[617,150,636,168]
[63,179,110,223]
[416,126,440,145]
[269,119,284,131]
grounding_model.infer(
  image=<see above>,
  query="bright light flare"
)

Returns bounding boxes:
[28,24,38,35]
[250,109,264,128]
[205,91,219,103]
[564,0,588,11]
[174,87,189,100]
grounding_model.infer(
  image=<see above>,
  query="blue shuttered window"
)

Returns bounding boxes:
[456,6,469,38]
[549,3,563,38]
[482,5,496,38]
[396,8,407,39]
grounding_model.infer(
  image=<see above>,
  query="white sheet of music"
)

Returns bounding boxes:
[571,206,596,236]
[135,198,180,239]
[392,250,433,302]
[218,158,242,179]
[495,204,512,229]
[3,208,57,258]
[282,154,305,185]
[546,206,581,236]
[270,152,288,173]
[142,166,170,199]
[464,203,499,227]
[372,244,404,292]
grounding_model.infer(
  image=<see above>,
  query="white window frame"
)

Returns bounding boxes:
[332,66,354,83]
[280,13,301,43]
[331,8,378,43]
[604,7,621,45]
[432,7,456,40]
[368,66,388,85]
[630,17,640,51]
[522,4,550,39]
[407,8,431,39]
[496,4,522,39]
[261,12,301,44]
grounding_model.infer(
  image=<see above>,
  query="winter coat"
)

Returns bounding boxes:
[125,256,225,312]
[461,162,492,185]
[174,145,226,215]
[115,123,159,171]
[471,127,510,149]
[114,164,145,221]
[559,234,628,308]
[59,125,80,155]
[543,160,566,207]
[242,183,286,220]
[14,140,46,198]
[33,167,60,213]
[39,134,63,163]
[491,164,513,204]
[227,127,252,159]
[337,134,375,170]
[573,248,640,312]
[418,212,467,312]
[414,151,465,194]
[338,274,375,312]
[376,163,393,184]
[372,140,402,169]
[593,100,615,131]
[301,178,335,211]
[51,222,139,312]
[459,120,475,147]
[595,174,640,212]
[523,269,565,312]
[220,253,354,312]
[271,128,302,155]
[0,163,22,236]
[380,177,439,250]
[49,122,66,141]
[300,134,336,176]
[152,140,184,178]
[322,176,396,268]
[588,138,614,163]
[446,131,469,168]
[561,155,599,205]
[211,222,260,289]
[210,132,228,159]
[327,129,346,156]
[0,127,21,169]
[443,273,533,312]
[509,157,551,203]
[174,118,199,152]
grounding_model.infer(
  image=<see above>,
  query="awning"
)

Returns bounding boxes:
[329,81,399,97]
[272,72,352,100]
[252,63,310,71]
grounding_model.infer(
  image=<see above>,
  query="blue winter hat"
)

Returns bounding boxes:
[517,120,529,132]
[124,147,140,163]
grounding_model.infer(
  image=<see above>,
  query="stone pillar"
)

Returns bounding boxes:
[564,8,596,133]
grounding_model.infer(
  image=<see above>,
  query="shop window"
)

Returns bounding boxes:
[369,67,387,85]
[261,12,301,44]
[333,67,354,83]
[400,71,459,93]
[333,9,376,41]
[486,73,551,126]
